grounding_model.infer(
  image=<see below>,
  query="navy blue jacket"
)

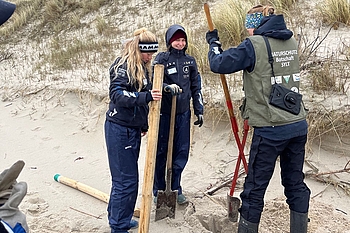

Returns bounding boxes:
[106,58,152,132]
[209,15,293,74]
[208,15,307,140]
[154,24,204,116]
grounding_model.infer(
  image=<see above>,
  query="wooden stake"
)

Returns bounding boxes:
[54,174,141,217]
[138,64,164,233]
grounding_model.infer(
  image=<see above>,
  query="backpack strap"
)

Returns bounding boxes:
[262,36,275,78]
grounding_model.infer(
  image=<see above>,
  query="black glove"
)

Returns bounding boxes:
[194,114,203,127]
[206,29,220,45]
[164,84,180,95]
[146,91,153,103]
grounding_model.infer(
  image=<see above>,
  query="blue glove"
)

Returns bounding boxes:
[206,29,220,45]
[194,114,203,127]
[164,84,180,95]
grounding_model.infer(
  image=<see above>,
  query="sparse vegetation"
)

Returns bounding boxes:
[318,0,350,26]
[211,0,250,47]
[0,0,349,154]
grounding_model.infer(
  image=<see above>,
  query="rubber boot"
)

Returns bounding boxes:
[290,210,308,233]
[237,216,259,233]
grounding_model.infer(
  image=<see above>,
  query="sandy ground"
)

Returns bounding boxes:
[1,90,350,233]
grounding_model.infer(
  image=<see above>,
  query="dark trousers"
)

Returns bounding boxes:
[153,110,191,196]
[239,133,310,223]
[104,120,141,233]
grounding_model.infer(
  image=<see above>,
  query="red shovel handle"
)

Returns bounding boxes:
[204,3,240,135]
[204,3,249,196]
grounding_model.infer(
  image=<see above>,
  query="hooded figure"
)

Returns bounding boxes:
[152,24,204,205]
[165,25,188,49]
[0,0,16,26]
[206,5,310,233]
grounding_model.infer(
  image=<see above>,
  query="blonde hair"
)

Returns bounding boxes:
[248,4,275,16]
[115,28,157,91]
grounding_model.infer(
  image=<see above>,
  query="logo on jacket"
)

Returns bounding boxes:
[183,66,189,74]
[109,108,118,117]
[117,68,126,77]
[122,90,136,98]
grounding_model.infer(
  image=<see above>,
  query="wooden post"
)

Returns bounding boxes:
[138,64,164,233]
[54,174,141,217]
[54,174,110,203]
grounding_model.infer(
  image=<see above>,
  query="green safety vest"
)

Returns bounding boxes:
[241,35,307,127]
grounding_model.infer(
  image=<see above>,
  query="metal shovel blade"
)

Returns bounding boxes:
[227,194,241,222]
[155,189,177,221]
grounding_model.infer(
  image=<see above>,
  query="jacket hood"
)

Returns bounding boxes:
[254,14,293,40]
[165,24,188,50]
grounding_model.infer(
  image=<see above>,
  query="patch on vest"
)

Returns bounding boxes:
[293,73,300,82]
[283,75,290,83]
[271,76,283,84]
[291,86,299,93]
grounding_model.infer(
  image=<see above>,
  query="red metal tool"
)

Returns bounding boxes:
[204,2,249,222]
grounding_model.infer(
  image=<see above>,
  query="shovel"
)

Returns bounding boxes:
[155,94,178,221]
[204,2,249,222]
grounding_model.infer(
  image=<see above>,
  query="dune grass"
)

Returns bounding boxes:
[318,0,350,27]
[1,0,349,150]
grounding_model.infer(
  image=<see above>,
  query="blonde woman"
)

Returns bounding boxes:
[104,28,161,233]
[206,5,310,233]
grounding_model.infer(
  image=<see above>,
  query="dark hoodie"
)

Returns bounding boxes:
[105,58,152,132]
[154,24,203,116]
[208,14,293,74]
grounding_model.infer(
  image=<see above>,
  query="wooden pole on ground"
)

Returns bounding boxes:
[54,174,141,217]
[138,64,164,233]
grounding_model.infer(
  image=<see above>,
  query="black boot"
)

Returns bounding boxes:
[290,210,308,233]
[237,216,259,233]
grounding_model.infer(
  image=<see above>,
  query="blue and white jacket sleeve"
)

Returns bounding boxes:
[208,39,256,74]
[109,64,150,107]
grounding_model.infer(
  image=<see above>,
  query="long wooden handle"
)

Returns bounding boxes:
[204,3,237,128]
[54,174,109,203]
[204,3,248,172]
[165,95,176,192]
[204,3,214,31]
[54,174,141,217]
[138,64,164,233]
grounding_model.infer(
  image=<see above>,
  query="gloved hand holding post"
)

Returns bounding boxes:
[164,84,181,95]
[206,29,220,44]
[194,114,203,127]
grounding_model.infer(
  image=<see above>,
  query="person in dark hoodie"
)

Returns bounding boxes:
[104,27,161,233]
[206,5,310,233]
[153,24,204,205]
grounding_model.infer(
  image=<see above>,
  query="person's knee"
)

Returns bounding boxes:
[286,185,310,213]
